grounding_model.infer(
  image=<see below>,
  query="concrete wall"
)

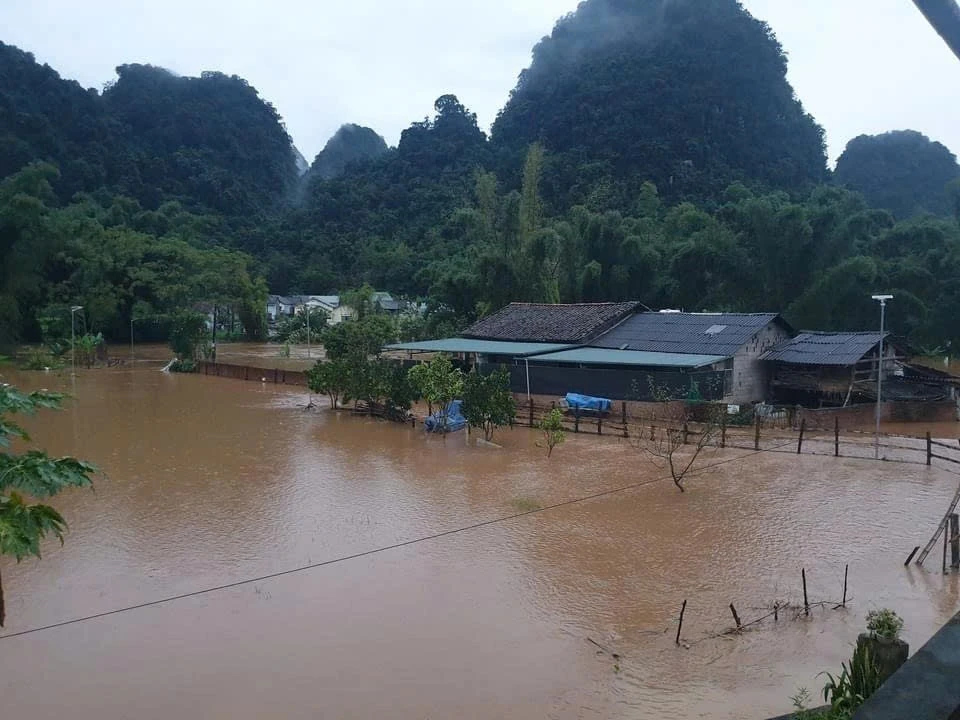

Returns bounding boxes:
[728,322,793,404]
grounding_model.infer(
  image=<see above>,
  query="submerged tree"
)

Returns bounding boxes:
[0,384,96,626]
[408,354,463,433]
[462,367,516,441]
[306,359,351,409]
[538,408,566,457]
[168,310,208,362]
[636,376,721,492]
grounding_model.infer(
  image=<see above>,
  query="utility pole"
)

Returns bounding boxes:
[872,294,893,459]
[70,305,83,375]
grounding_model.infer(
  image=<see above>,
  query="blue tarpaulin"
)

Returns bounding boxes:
[564,393,612,413]
[424,400,467,433]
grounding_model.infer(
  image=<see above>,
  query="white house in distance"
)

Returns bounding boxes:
[266,292,405,326]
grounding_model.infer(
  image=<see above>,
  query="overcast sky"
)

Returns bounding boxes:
[2,0,957,165]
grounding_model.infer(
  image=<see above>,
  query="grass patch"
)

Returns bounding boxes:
[511,497,542,513]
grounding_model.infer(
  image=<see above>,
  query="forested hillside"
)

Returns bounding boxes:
[835,130,960,220]
[0,43,299,217]
[2,0,960,352]
[491,0,829,208]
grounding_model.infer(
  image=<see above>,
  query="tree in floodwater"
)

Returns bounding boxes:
[168,309,208,361]
[0,384,96,626]
[306,358,351,409]
[538,408,566,457]
[408,354,463,433]
[636,376,721,492]
[462,367,516,442]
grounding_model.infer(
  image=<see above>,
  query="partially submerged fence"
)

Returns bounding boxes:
[514,397,960,467]
[197,361,307,386]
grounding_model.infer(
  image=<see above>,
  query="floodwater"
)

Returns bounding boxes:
[1,364,959,719]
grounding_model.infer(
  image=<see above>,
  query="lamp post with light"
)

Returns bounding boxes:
[70,305,83,375]
[871,294,893,459]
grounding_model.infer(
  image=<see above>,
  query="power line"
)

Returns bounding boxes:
[0,440,795,642]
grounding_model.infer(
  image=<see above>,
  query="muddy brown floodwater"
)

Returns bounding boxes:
[1,365,958,719]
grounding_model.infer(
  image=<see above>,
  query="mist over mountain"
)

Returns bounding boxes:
[308,124,388,181]
[491,0,829,207]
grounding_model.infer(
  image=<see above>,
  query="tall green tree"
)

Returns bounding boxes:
[462,368,516,441]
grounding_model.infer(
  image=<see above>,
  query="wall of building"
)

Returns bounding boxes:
[728,322,793,404]
[503,363,726,402]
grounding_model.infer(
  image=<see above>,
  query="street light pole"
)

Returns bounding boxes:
[871,294,893,459]
[306,305,311,359]
[70,305,83,375]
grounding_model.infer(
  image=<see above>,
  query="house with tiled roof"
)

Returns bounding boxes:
[461,302,642,345]
[587,311,793,403]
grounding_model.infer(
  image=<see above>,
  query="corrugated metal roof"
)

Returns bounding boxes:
[527,348,728,369]
[462,302,641,344]
[761,331,891,366]
[592,312,786,356]
[385,339,575,356]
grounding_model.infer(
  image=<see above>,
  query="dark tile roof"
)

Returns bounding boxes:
[761,331,892,366]
[462,302,641,344]
[592,312,786,357]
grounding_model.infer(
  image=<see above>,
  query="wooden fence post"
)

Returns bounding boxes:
[675,599,686,646]
[927,431,933,466]
[754,415,761,451]
[944,522,949,573]
[597,416,602,435]
[682,422,689,445]
[622,402,628,438]
[529,398,534,428]
[721,414,727,449]
[802,568,809,616]
[797,419,806,454]
[842,564,848,607]
[574,414,580,433]
[834,416,840,457]
[729,603,742,630]
[951,514,959,569]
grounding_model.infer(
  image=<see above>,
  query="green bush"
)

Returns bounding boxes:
[169,358,197,373]
[19,348,64,371]
[865,609,904,641]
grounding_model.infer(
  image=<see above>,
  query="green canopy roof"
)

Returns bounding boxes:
[526,347,728,369]
[385,338,574,356]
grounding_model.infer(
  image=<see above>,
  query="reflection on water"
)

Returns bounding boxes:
[0,365,958,719]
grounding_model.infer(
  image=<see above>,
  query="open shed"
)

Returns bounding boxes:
[761,331,902,406]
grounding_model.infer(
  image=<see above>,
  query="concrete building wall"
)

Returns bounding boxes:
[727,322,792,404]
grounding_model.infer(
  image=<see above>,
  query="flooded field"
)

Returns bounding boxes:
[1,364,958,719]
